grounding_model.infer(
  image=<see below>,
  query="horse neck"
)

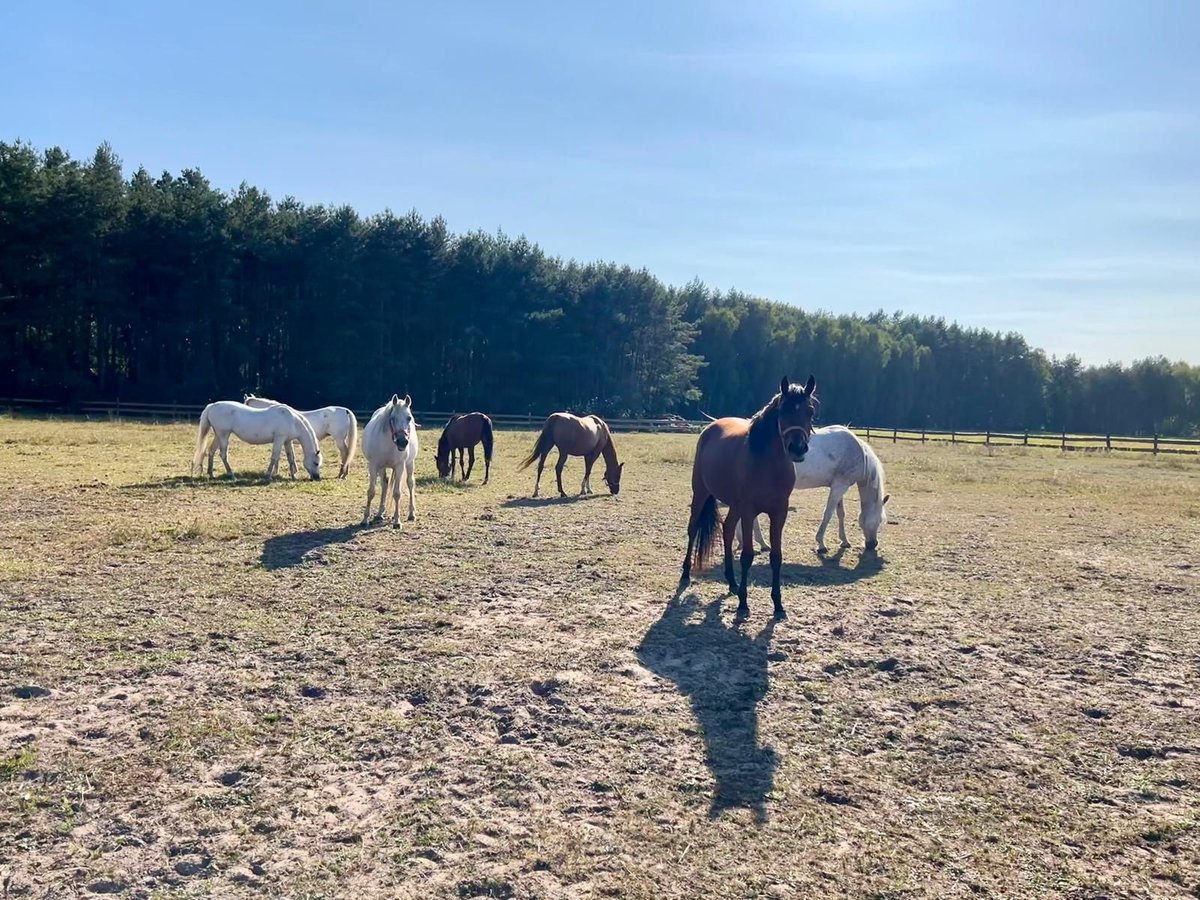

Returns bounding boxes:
[291,416,317,455]
[600,427,619,469]
[746,402,780,457]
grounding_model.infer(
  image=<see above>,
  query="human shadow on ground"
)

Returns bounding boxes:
[637,595,777,823]
[260,524,362,570]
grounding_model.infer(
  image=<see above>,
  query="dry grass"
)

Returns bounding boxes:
[1,416,1199,899]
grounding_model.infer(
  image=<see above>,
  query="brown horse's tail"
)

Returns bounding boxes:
[692,494,721,572]
[519,418,555,470]
[480,415,494,464]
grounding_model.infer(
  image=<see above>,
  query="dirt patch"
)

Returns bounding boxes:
[1,418,1198,897]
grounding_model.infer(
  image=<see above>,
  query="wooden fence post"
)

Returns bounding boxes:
[1024,432,1029,446]
[985,429,990,446]
[1061,431,1066,452]
[865,426,871,441]
[892,427,897,444]
[921,428,926,443]
[1153,434,1159,455]
[1105,434,1111,451]
[951,430,956,444]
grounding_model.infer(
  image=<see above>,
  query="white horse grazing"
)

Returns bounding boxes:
[192,401,322,480]
[741,425,889,553]
[243,393,359,479]
[361,394,419,527]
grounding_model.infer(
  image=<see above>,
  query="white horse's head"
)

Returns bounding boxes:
[387,394,415,452]
[860,493,889,551]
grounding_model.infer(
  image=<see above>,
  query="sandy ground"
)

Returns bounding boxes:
[1,418,1198,898]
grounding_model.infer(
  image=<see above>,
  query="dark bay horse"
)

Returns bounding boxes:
[679,375,818,619]
[519,413,624,498]
[435,412,494,483]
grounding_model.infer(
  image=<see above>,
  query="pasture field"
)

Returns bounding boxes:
[1,417,1199,899]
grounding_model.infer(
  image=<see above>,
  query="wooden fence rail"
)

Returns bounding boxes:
[2,399,1198,454]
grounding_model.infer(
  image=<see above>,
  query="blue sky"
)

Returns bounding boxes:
[3,0,1198,364]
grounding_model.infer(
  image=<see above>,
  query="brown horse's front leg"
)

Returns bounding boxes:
[555,451,568,497]
[768,512,787,620]
[737,513,756,617]
[581,453,597,495]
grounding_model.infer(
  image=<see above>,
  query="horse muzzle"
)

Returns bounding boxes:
[393,434,409,450]
[786,440,808,463]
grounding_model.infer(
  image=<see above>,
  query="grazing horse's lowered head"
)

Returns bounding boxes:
[387,394,414,451]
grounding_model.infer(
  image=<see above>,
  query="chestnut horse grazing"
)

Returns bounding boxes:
[679,376,818,619]
[519,413,624,498]
[435,413,494,483]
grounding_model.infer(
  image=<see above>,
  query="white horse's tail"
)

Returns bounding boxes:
[343,409,359,471]
[192,405,212,473]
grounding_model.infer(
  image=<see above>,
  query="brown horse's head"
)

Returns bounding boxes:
[435,432,452,477]
[775,375,818,462]
[603,461,624,495]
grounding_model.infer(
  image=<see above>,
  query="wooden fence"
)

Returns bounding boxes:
[2,398,1198,455]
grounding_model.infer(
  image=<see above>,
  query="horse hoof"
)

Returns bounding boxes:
[840,541,851,549]
[774,607,788,621]
[816,546,829,556]
[735,604,750,619]
[407,514,415,522]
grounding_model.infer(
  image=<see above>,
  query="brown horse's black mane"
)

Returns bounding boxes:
[746,393,782,456]
[437,415,460,456]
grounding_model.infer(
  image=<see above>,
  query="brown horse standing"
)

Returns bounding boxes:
[679,376,818,619]
[519,413,624,498]
[435,413,494,483]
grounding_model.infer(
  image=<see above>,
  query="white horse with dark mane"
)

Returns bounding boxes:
[192,400,322,480]
[361,394,419,527]
[739,425,889,552]
[243,393,359,479]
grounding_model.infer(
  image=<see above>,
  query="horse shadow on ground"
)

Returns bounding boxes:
[123,474,299,491]
[689,547,884,589]
[637,596,777,824]
[499,494,604,509]
[260,524,361,570]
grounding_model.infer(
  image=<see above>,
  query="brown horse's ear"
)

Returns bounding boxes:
[804,374,816,395]
[882,494,890,505]
[619,462,625,471]
[780,376,790,394]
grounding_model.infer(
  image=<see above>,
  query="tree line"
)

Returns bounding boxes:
[2,140,1197,436]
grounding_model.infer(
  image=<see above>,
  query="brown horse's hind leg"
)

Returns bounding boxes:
[679,490,709,587]
[533,453,547,497]
[465,445,475,481]
[555,451,568,497]
[767,511,787,620]
[722,512,740,596]
[736,512,756,617]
